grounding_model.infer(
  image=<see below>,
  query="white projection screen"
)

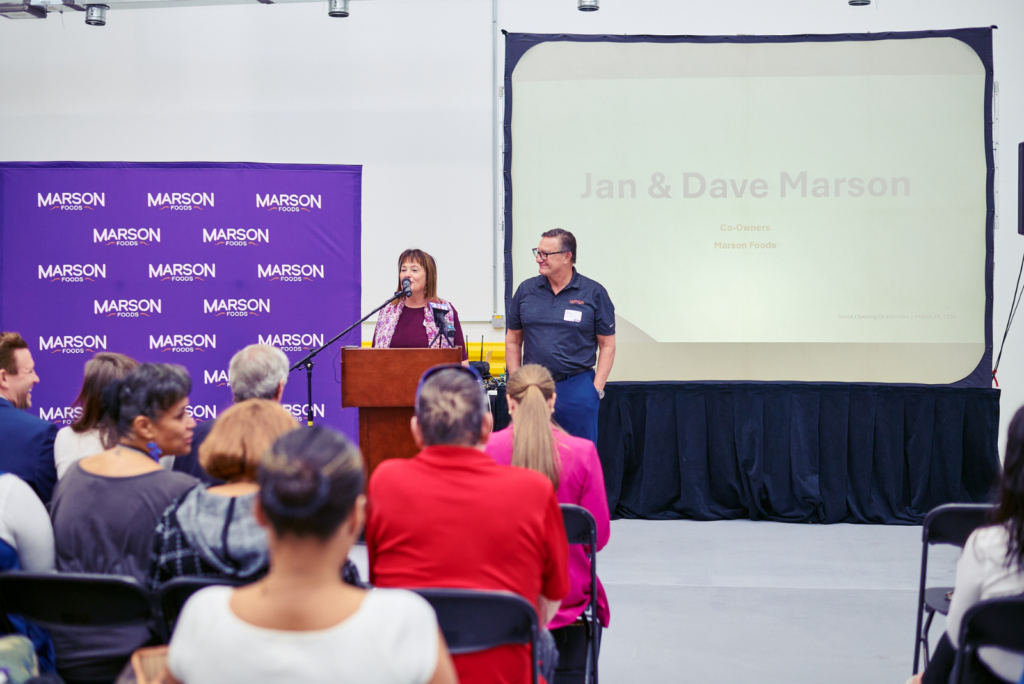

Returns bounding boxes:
[504,31,994,385]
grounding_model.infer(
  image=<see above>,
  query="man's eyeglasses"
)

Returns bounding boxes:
[533,248,568,261]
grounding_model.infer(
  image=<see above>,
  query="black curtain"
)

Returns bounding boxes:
[597,383,1002,524]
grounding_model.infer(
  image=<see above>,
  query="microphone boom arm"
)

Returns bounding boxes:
[288,289,404,426]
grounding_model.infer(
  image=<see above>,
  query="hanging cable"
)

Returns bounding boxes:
[992,247,1024,387]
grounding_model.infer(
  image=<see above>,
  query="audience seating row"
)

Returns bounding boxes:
[0,504,601,684]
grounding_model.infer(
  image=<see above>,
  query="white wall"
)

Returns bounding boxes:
[2,0,1023,451]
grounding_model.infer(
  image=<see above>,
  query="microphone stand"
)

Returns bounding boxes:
[428,325,447,349]
[289,289,406,427]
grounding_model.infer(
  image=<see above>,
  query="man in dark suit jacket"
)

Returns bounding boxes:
[0,333,57,503]
[173,344,291,484]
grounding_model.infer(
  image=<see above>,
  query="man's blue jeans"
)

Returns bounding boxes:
[552,370,600,444]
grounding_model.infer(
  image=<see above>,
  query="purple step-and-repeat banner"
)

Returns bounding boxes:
[0,161,361,439]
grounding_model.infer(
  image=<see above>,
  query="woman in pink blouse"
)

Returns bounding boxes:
[371,249,468,364]
[483,364,610,676]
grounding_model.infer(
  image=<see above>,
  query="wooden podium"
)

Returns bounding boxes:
[341,347,462,475]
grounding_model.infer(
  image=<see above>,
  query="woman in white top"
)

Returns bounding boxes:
[0,472,53,572]
[913,405,1024,684]
[0,471,56,671]
[166,426,456,684]
[54,353,138,479]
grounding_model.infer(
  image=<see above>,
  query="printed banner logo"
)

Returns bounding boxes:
[149,263,216,282]
[39,335,108,354]
[38,192,105,211]
[149,334,216,353]
[258,333,324,352]
[256,194,321,212]
[39,264,107,283]
[283,403,326,421]
[94,228,161,247]
[204,370,230,387]
[186,404,219,422]
[147,192,214,211]
[94,299,162,318]
[258,264,324,282]
[202,228,269,247]
[39,406,82,425]
[203,299,270,317]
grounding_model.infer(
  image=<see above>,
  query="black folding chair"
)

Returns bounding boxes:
[412,588,540,684]
[561,504,601,684]
[0,572,154,633]
[950,596,1024,684]
[913,504,994,673]
[157,576,244,640]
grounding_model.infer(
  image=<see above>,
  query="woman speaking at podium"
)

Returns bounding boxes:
[371,249,469,364]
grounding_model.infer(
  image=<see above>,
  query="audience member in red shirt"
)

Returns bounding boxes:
[367,366,570,684]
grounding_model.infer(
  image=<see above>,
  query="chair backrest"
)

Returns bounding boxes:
[923,504,994,547]
[560,503,598,620]
[952,596,1024,684]
[561,504,597,549]
[0,572,152,628]
[412,588,538,684]
[158,576,243,638]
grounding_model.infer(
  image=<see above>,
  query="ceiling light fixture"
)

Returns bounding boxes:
[84,4,108,25]
[328,0,348,17]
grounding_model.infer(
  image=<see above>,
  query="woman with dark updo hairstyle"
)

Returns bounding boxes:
[49,363,199,684]
[165,427,456,684]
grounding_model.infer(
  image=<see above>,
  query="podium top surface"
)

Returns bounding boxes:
[341,347,463,408]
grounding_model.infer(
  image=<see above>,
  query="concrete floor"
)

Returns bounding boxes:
[349,519,961,684]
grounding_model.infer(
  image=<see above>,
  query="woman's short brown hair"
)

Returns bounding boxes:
[199,399,298,482]
[72,352,139,435]
[396,249,438,302]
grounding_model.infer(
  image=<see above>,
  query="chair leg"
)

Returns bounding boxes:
[591,620,601,684]
[583,622,592,684]
[921,609,936,667]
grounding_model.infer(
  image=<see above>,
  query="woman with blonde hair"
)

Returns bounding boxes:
[150,399,365,590]
[483,364,611,678]
[372,249,468,364]
[148,400,300,589]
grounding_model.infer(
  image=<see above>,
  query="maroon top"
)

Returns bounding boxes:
[388,304,468,360]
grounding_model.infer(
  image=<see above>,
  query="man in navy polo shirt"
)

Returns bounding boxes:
[505,229,616,444]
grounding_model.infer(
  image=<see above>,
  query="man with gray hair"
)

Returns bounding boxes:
[227,344,290,403]
[367,366,569,684]
[173,344,290,482]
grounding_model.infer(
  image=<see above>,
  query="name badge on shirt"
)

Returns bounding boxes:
[564,309,582,323]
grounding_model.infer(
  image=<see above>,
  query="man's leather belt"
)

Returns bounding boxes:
[550,368,592,383]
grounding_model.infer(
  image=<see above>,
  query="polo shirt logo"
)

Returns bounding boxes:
[570,299,584,305]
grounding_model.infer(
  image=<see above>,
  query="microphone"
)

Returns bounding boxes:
[401,278,412,298]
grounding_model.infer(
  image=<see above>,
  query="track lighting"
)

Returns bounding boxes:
[84,4,108,25]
